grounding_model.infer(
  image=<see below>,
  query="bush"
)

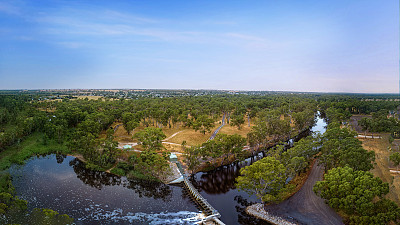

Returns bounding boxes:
[110,168,125,176]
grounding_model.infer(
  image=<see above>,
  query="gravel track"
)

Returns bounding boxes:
[264,161,344,225]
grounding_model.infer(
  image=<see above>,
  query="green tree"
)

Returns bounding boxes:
[183,145,202,174]
[292,109,315,131]
[28,208,74,225]
[230,113,245,130]
[137,150,171,180]
[134,127,166,151]
[287,156,307,176]
[389,152,400,170]
[314,166,400,224]
[192,114,214,135]
[320,125,374,171]
[314,166,388,215]
[126,120,139,134]
[236,156,288,203]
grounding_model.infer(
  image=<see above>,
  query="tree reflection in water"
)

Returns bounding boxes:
[234,196,271,225]
[191,129,312,195]
[56,154,66,164]
[125,178,172,202]
[191,156,259,194]
[69,158,173,202]
[69,158,123,189]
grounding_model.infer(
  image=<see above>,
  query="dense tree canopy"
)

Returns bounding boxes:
[134,127,166,151]
[236,156,288,204]
[319,123,375,171]
[314,166,399,224]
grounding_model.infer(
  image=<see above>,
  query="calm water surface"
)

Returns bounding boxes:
[9,114,326,224]
[10,156,200,224]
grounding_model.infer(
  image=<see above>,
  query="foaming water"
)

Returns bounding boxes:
[78,209,202,224]
[9,155,200,225]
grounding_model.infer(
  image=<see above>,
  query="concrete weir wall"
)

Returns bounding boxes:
[173,162,224,225]
[246,203,297,225]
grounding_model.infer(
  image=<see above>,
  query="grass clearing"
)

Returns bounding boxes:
[360,134,400,205]
[162,142,184,152]
[219,122,253,138]
[167,129,213,146]
[0,132,69,171]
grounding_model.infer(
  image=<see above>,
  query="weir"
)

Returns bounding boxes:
[174,162,224,225]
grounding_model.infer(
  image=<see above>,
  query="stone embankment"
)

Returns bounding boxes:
[246,203,297,225]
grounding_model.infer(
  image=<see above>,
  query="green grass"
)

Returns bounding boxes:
[0,132,70,171]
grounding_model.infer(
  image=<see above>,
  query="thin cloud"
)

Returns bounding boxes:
[103,10,160,24]
[57,41,85,49]
[0,1,21,15]
[225,33,266,42]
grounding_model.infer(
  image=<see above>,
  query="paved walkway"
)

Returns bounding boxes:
[209,114,226,140]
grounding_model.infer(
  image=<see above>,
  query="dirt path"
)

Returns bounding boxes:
[265,161,343,225]
[163,130,184,141]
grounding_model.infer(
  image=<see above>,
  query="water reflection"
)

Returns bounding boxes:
[68,158,174,201]
[191,128,312,195]
[125,178,172,202]
[191,157,259,194]
[9,114,326,225]
[189,113,325,225]
[234,196,271,225]
[69,158,123,190]
[10,155,199,225]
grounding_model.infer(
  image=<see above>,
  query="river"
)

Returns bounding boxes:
[190,113,327,224]
[8,114,326,224]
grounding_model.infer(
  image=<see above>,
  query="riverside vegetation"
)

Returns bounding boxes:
[236,94,400,225]
[1,90,400,224]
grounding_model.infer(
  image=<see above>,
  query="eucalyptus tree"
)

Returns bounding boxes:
[236,156,288,204]
[314,166,400,224]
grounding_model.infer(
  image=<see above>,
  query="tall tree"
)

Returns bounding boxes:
[134,127,166,151]
[236,156,288,203]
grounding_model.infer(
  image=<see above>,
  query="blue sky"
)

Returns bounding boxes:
[0,0,398,93]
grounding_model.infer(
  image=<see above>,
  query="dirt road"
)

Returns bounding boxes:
[264,161,344,225]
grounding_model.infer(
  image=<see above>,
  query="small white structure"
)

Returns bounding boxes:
[123,145,132,150]
[170,153,178,162]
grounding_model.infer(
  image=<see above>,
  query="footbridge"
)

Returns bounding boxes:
[173,162,224,225]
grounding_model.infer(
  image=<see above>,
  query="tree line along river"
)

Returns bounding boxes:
[7,114,326,225]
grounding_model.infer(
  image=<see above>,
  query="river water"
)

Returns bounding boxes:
[9,157,200,224]
[191,113,327,224]
[9,114,326,224]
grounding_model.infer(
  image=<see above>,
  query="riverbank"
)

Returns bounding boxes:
[188,127,311,174]
[246,159,316,225]
[262,160,344,225]
[0,132,70,171]
[246,203,296,225]
[244,159,315,224]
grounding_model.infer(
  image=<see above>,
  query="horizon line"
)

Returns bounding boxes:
[0,88,399,95]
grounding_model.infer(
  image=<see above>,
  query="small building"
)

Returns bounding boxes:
[123,145,132,150]
[169,153,178,162]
